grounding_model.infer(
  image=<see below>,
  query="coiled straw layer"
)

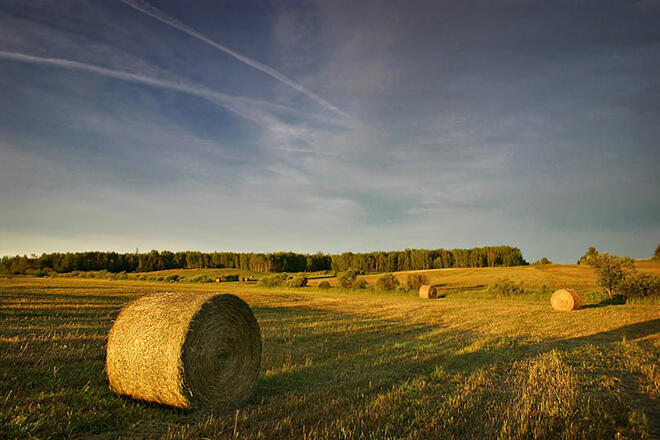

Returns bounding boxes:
[550,289,583,311]
[106,292,261,409]
[419,285,438,299]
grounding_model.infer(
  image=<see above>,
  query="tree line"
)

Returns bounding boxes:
[0,246,527,275]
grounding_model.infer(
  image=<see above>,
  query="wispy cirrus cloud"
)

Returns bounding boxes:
[0,49,326,145]
[119,0,349,118]
[1,0,659,262]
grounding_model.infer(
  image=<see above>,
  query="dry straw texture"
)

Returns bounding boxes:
[106,292,261,409]
[550,289,583,311]
[419,285,438,299]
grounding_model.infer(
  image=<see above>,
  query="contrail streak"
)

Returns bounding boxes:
[0,50,315,143]
[119,0,348,118]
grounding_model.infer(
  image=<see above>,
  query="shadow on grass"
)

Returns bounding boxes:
[444,318,660,375]
[582,294,627,309]
[251,304,660,406]
[248,304,488,406]
[4,286,658,438]
[436,284,487,292]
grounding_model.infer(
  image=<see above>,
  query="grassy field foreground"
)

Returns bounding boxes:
[1,276,659,439]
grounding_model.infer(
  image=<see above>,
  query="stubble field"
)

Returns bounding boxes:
[1,264,659,439]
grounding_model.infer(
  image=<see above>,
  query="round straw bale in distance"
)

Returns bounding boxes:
[550,289,583,311]
[419,285,438,299]
[106,292,261,409]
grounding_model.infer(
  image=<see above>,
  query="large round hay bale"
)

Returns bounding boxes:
[106,292,261,409]
[550,289,583,311]
[419,285,438,299]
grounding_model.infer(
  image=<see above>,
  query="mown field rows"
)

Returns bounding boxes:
[1,270,659,439]
[48,260,660,295]
[310,260,660,291]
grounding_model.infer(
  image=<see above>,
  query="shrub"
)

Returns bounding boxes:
[618,272,660,298]
[338,268,359,288]
[586,252,635,298]
[654,243,660,260]
[353,278,369,289]
[164,274,179,282]
[189,275,211,283]
[287,275,308,288]
[533,257,552,265]
[260,274,288,287]
[488,278,526,296]
[405,273,429,291]
[222,274,240,282]
[375,274,399,291]
[318,281,331,289]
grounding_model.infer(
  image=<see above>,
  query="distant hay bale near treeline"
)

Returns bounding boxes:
[106,292,261,409]
[550,289,583,311]
[419,285,438,299]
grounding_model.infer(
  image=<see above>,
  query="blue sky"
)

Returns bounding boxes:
[0,0,659,263]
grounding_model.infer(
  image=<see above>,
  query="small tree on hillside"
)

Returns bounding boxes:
[654,243,660,260]
[578,247,598,264]
[586,252,635,299]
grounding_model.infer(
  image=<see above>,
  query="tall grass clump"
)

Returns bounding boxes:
[488,278,526,296]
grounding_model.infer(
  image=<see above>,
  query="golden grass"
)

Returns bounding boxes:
[1,273,659,438]
[308,260,660,293]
